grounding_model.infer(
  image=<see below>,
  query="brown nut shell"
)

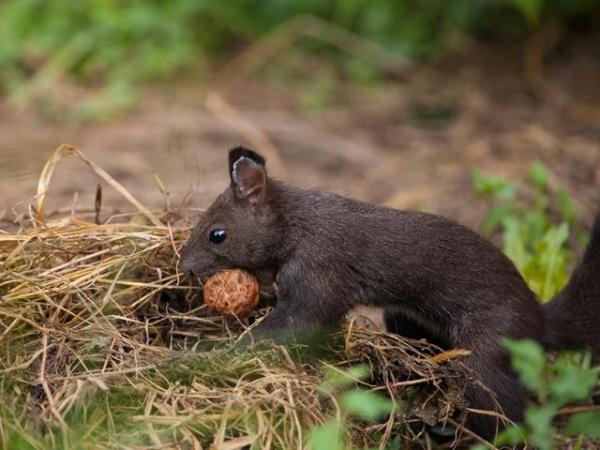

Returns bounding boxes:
[203,269,260,317]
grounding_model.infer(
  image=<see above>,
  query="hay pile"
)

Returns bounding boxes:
[0,146,479,449]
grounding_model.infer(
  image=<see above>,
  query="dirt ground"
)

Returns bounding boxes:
[1,32,599,231]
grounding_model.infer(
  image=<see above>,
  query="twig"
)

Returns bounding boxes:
[38,332,68,429]
[35,144,162,226]
[447,418,499,450]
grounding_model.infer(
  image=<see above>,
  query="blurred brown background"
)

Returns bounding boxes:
[1,2,599,229]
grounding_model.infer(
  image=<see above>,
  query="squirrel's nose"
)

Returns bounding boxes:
[180,254,196,277]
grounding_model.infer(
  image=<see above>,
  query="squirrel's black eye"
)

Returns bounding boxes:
[209,229,227,244]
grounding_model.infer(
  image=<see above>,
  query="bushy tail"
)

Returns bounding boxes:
[543,213,600,355]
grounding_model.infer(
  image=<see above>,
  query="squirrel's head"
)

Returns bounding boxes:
[181,147,282,281]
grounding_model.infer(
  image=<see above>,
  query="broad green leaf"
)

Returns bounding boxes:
[527,199,551,240]
[472,171,515,199]
[502,217,528,271]
[482,204,517,234]
[341,389,394,422]
[557,189,576,223]
[525,405,557,450]
[472,170,490,195]
[502,339,546,394]
[494,423,527,447]
[544,223,569,249]
[469,445,488,450]
[573,434,585,450]
[539,223,569,300]
[550,364,598,405]
[565,410,600,438]
[528,161,548,190]
[308,420,344,450]
[319,364,370,394]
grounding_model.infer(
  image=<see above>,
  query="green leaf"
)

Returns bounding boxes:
[319,364,370,394]
[308,420,344,450]
[525,404,557,450]
[341,389,394,422]
[472,171,515,199]
[565,410,600,438]
[539,223,570,300]
[494,424,527,447]
[544,223,569,249]
[573,434,585,450]
[528,161,548,190]
[502,217,528,271]
[502,339,546,394]
[481,204,517,234]
[550,364,598,405]
[557,189,576,223]
[469,445,488,450]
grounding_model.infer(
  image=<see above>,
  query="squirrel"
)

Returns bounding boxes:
[181,146,600,440]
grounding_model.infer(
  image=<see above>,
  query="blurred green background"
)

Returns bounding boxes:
[2,0,599,112]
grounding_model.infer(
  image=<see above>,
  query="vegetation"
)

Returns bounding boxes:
[308,365,396,450]
[1,0,599,117]
[473,165,599,449]
[473,162,580,301]
[494,339,599,449]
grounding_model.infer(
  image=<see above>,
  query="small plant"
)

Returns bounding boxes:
[308,364,398,450]
[473,162,579,301]
[470,339,599,450]
[473,164,600,449]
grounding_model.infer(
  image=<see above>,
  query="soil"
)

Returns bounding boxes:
[1,32,599,231]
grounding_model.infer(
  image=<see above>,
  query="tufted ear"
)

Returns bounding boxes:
[229,146,268,211]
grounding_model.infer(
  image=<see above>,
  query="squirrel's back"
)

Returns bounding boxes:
[279,180,600,357]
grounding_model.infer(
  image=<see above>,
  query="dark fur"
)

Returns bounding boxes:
[181,146,600,440]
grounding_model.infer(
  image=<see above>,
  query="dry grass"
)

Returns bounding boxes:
[0,146,491,450]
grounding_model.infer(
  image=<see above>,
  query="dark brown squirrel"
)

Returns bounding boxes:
[181,146,600,440]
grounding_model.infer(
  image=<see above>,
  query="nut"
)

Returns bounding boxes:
[203,269,260,317]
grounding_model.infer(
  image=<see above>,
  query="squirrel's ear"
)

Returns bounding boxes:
[229,146,268,210]
[229,146,266,180]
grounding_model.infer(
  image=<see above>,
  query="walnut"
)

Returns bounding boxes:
[203,269,260,317]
